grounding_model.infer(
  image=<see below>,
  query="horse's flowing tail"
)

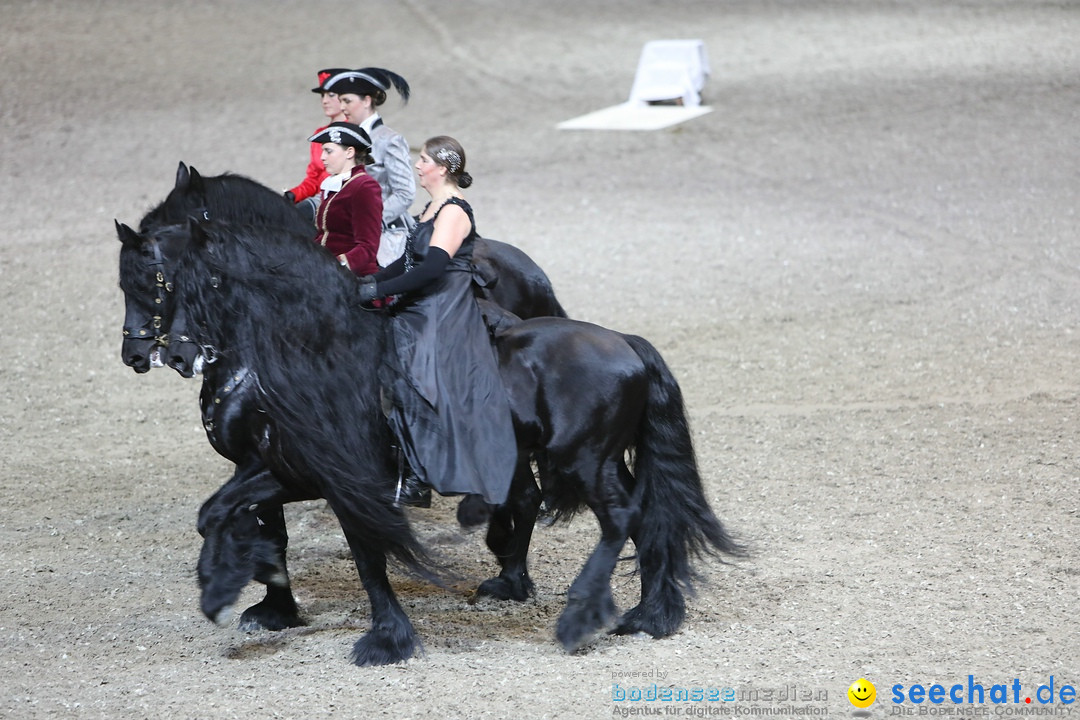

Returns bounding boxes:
[620,333,745,638]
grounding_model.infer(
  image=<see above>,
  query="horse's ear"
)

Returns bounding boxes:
[175,161,190,190]
[115,220,140,246]
[188,165,205,194]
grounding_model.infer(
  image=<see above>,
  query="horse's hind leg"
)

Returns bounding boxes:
[612,446,687,639]
[555,458,639,653]
[614,514,686,639]
[239,503,304,631]
[476,459,541,602]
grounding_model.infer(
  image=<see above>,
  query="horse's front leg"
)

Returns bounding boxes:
[239,502,304,631]
[200,372,306,629]
[197,467,307,628]
[345,538,419,666]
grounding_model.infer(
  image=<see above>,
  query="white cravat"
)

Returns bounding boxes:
[359,113,380,135]
[320,170,351,196]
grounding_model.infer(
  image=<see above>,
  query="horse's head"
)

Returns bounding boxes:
[164,275,209,379]
[165,217,244,378]
[196,472,290,626]
[116,220,193,372]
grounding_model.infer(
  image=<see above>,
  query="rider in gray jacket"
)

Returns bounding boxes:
[324,67,416,267]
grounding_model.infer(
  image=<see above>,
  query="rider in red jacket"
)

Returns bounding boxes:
[286,68,349,220]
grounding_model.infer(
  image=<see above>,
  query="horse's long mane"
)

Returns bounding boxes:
[175,220,433,576]
[137,163,571,325]
[181,220,368,356]
[141,168,314,238]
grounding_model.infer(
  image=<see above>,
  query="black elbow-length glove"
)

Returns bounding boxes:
[358,246,451,303]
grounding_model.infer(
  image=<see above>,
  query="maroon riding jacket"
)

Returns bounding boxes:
[313,165,383,277]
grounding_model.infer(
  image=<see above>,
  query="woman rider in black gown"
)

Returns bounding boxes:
[358,136,517,508]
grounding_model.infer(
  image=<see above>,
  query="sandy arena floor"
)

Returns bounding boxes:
[1,1,1077,718]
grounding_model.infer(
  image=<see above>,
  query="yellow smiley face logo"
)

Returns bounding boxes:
[848,678,876,708]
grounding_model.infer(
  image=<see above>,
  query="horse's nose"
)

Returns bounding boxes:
[121,344,151,373]
[166,349,194,378]
[124,354,150,373]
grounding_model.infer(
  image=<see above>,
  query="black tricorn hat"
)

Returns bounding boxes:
[307,121,371,149]
[323,67,410,105]
[311,67,350,94]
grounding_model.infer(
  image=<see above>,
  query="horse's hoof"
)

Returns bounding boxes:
[210,604,234,628]
[613,598,684,638]
[556,594,617,652]
[238,604,305,632]
[475,574,533,602]
[536,500,557,527]
[350,624,420,666]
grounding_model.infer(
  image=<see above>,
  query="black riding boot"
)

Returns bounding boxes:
[393,446,431,508]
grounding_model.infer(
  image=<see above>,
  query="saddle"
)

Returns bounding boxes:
[476,298,522,337]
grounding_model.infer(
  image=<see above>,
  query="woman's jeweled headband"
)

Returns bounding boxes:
[435,147,462,174]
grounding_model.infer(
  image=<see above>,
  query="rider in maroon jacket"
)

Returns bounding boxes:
[310,122,383,277]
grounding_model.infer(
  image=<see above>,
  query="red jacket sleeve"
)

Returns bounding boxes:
[288,140,329,201]
[341,176,383,277]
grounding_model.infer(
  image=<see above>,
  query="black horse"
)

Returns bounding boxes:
[168,218,741,661]
[118,220,310,630]
[117,162,568,630]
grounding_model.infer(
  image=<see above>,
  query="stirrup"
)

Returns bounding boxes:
[537,499,556,527]
[395,476,432,508]
[392,444,432,508]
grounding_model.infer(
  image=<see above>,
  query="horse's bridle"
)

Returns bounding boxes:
[122,235,172,348]
[123,212,212,350]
